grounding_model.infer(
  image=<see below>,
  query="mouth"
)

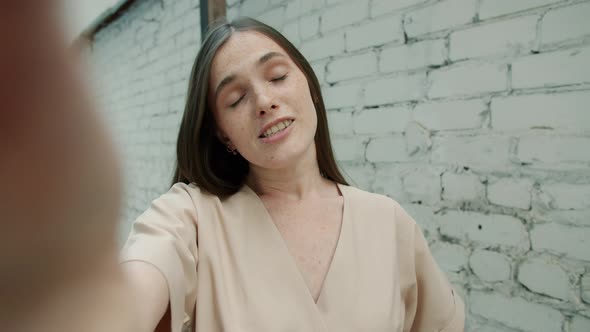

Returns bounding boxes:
[259,119,294,138]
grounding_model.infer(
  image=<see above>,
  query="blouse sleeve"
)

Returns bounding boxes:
[395,203,465,332]
[120,183,199,332]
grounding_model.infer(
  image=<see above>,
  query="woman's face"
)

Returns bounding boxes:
[209,30,318,170]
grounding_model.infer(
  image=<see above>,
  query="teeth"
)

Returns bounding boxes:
[263,120,293,138]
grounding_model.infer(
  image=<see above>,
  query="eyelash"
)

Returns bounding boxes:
[228,74,288,108]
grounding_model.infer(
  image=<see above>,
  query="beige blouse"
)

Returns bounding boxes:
[121,182,465,332]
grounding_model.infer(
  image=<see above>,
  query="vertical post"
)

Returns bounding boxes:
[200,0,227,40]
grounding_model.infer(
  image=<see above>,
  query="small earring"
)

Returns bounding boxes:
[226,144,237,155]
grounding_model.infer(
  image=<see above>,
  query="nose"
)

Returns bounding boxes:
[254,84,278,117]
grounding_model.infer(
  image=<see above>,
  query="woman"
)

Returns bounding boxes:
[121,17,464,332]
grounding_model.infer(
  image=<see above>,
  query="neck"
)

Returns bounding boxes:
[246,145,334,200]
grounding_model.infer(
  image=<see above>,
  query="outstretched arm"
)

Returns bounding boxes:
[0,2,137,331]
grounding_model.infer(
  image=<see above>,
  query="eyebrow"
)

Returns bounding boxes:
[214,51,286,99]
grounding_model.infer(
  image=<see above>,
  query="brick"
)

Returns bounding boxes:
[300,33,345,61]
[405,122,431,157]
[531,223,590,261]
[403,204,438,236]
[366,136,409,162]
[450,15,538,61]
[364,73,426,106]
[340,163,375,191]
[281,21,300,46]
[492,91,590,131]
[488,178,533,210]
[541,2,590,45]
[310,61,326,83]
[512,47,590,89]
[582,274,590,304]
[469,249,511,282]
[323,83,361,109]
[518,135,590,165]
[404,0,476,37]
[431,135,511,169]
[438,211,529,249]
[373,166,407,202]
[431,242,469,272]
[327,110,353,136]
[379,39,446,73]
[286,0,324,20]
[428,62,507,98]
[517,257,570,300]
[402,167,442,205]
[321,0,369,33]
[346,15,404,51]
[572,316,590,332]
[241,0,270,17]
[371,0,428,17]
[256,6,286,31]
[299,13,320,40]
[441,172,485,202]
[353,106,412,134]
[326,52,378,82]
[479,0,556,20]
[541,183,590,210]
[413,99,485,131]
[470,291,563,332]
[535,210,590,228]
[333,137,366,162]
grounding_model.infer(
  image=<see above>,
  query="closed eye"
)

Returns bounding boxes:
[271,74,287,82]
[229,95,244,108]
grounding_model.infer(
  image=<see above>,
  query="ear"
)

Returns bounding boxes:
[216,129,227,142]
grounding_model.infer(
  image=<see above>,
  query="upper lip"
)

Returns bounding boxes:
[259,117,295,137]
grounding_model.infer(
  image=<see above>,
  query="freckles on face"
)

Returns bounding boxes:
[208,30,318,167]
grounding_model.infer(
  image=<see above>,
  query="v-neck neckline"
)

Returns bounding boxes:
[241,182,348,307]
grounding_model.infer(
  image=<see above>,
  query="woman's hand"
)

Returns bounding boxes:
[0,3,136,331]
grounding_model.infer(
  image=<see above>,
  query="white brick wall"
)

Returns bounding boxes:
[449,15,538,61]
[404,0,475,37]
[345,15,404,52]
[441,172,485,202]
[438,211,529,249]
[518,257,570,300]
[320,0,369,34]
[413,99,485,131]
[487,178,532,210]
[428,62,507,98]
[531,223,590,261]
[431,242,469,273]
[90,0,590,328]
[540,2,590,45]
[512,47,590,89]
[326,51,377,82]
[492,92,590,131]
[469,249,511,282]
[470,292,564,332]
[353,106,411,134]
[379,39,446,73]
[364,73,426,105]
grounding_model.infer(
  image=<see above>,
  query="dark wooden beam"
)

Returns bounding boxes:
[200,0,226,40]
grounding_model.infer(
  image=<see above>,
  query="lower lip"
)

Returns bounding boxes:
[259,122,294,144]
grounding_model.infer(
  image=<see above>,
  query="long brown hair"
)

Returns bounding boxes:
[172,17,348,196]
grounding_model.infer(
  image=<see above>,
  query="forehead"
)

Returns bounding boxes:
[210,30,289,83]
